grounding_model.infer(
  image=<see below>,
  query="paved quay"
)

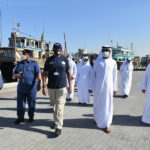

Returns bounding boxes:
[0,71,150,150]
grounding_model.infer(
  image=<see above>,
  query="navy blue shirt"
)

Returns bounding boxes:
[14,59,41,92]
[44,55,70,89]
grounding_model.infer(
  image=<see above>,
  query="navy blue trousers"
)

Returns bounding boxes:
[17,88,37,119]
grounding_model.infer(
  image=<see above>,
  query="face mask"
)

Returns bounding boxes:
[54,49,61,55]
[68,58,71,61]
[83,61,88,65]
[21,55,27,60]
[102,52,109,58]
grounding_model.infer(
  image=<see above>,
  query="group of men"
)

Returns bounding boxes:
[0,43,150,136]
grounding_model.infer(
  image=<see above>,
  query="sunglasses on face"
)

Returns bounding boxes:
[102,49,110,52]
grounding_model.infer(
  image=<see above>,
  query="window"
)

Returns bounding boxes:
[31,41,35,47]
[26,40,30,46]
[9,40,14,47]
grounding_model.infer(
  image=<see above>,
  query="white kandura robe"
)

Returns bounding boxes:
[0,70,3,88]
[76,62,93,104]
[140,64,150,124]
[93,57,118,128]
[67,59,77,99]
[120,61,133,96]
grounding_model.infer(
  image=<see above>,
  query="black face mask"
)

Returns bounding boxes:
[54,49,61,55]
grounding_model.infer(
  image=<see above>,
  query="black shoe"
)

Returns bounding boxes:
[122,95,128,98]
[28,117,34,122]
[50,123,56,129]
[93,120,96,125]
[15,118,24,125]
[66,98,69,101]
[68,98,72,101]
[55,128,62,136]
[83,103,88,106]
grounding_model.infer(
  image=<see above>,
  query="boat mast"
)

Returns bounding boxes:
[14,17,16,56]
[131,42,133,50]
[64,32,67,56]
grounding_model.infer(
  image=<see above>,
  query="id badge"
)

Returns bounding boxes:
[54,72,59,76]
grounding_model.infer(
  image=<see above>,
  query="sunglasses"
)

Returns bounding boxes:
[102,49,110,52]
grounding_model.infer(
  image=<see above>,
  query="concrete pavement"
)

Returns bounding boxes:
[0,71,150,150]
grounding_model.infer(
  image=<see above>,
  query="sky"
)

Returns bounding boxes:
[0,0,150,56]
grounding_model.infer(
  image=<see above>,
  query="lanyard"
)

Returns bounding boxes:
[54,58,61,72]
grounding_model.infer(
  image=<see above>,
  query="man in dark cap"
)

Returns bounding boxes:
[13,49,41,124]
[42,43,72,136]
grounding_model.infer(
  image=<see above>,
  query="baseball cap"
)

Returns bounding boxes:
[53,43,62,49]
[22,49,32,56]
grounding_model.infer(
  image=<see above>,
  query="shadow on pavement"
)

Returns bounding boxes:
[64,118,97,129]
[36,97,49,100]
[0,117,58,138]
[112,115,150,127]
[0,97,17,101]
[74,89,78,93]
[113,95,123,98]
[0,97,49,101]
[82,114,150,127]
[36,101,50,105]
[0,107,53,114]
[82,114,93,117]
[65,102,93,107]
[0,116,98,137]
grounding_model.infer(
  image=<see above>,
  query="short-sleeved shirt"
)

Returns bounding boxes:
[14,59,41,89]
[44,55,70,89]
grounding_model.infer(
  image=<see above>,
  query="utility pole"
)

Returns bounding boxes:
[117,41,119,48]
[14,17,16,60]
[110,40,113,47]
[64,33,67,56]
[131,42,133,50]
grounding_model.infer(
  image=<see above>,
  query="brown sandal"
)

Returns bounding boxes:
[105,127,111,133]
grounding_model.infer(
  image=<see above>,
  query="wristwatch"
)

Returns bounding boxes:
[42,85,46,88]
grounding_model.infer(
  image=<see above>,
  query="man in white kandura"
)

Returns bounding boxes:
[93,45,118,133]
[140,63,150,124]
[66,55,77,101]
[0,69,3,90]
[76,56,93,105]
[120,58,133,98]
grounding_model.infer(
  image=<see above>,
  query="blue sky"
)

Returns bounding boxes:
[0,0,150,56]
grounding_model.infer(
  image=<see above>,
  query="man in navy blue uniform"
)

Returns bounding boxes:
[13,49,41,124]
[42,43,72,136]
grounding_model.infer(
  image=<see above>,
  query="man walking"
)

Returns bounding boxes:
[141,63,150,124]
[120,58,133,98]
[13,49,41,124]
[93,45,118,133]
[42,43,72,136]
[75,56,93,105]
[66,54,77,101]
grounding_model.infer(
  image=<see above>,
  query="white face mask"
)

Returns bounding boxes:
[68,58,71,61]
[21,55,27,60]
[102,52,110,58]
[83,61,88,65]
